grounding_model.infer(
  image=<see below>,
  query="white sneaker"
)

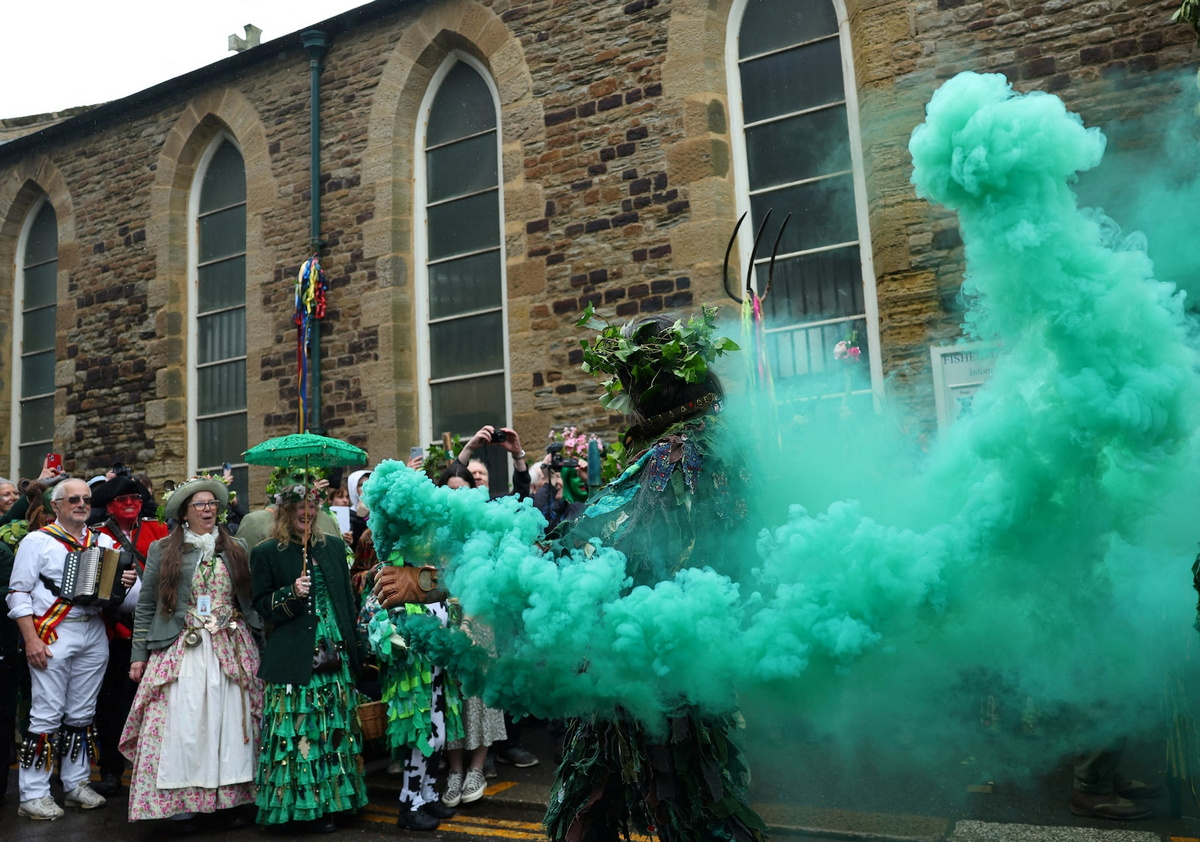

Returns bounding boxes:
[64,783,106,809]
[461,767,487,804]
[386,760,403,776]
[18,795,64,820]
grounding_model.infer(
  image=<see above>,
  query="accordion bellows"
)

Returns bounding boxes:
[61,547,128,606]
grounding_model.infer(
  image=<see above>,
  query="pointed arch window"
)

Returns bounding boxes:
[418,58,510,492]
[14,200,58,481]
[731,0,875,402]
[191,138,248,499]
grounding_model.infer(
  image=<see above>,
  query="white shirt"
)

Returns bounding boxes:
[6,528,117,621]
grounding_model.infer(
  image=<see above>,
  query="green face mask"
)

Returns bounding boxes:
[561,468,588,504]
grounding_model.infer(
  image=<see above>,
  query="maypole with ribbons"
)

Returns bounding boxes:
[295,253,327,433]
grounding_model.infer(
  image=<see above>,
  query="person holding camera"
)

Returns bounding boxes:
[532,445,590,536]
[456,425,531,500]
[452,427,545,772]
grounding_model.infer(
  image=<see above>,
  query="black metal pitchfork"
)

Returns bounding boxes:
[721,209,791,304]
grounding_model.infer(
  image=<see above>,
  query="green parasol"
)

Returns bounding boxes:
[243,432,367,469]
[243,432,367,575]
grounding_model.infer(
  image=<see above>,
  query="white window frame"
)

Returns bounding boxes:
[186,131,249,478]
[10,195,56,480]
[413,51,512,446]
[724,0,883,400]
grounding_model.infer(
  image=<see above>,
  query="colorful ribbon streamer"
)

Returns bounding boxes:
[295,254,328,432]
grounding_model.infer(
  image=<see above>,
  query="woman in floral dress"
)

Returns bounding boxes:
[121,476,262,826]
[251,484,368,833]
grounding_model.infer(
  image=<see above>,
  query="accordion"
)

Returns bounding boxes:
[60,547,130,607]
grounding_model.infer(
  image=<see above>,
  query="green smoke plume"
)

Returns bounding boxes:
[365,71,1200,775]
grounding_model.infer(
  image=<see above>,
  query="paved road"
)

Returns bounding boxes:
[5,722,1200,842]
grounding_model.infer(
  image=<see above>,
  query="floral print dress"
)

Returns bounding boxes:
[120,554,262,820]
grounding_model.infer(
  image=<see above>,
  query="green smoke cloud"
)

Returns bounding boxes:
[365,71,1200,776]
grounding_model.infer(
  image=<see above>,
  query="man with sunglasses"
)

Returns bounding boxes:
[5,477,130,820]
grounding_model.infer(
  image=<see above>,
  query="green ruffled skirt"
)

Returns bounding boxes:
[255,582,368,824]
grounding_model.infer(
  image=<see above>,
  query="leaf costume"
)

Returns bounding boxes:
[544,413,766,842]
[363,589,464,757]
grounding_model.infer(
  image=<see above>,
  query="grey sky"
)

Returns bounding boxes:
[5,1,368,118]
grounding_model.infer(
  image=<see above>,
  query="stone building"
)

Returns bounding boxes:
[0,0,1194,496]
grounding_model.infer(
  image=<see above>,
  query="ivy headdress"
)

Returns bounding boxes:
[576,303,740,416]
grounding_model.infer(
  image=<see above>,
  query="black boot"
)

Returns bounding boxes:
[396,805,440,831]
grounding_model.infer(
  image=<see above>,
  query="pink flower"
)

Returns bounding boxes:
[833,340,861,363]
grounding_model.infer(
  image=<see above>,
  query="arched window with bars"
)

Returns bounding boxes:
[728,0,878,406]
[415,56,511,493]
[12,199,58,481]
[190,136,249,500]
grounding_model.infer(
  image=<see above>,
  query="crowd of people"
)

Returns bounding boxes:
[0,309,791,842]
[2,304,1169,840]
[0,421,586,833]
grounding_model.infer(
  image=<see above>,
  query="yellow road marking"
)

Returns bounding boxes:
[364,804,543,829]
[360,805,546,838]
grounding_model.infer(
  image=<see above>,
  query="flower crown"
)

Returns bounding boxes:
[576,303,740,414]
[264,466,328,500]
[274,483,322,506]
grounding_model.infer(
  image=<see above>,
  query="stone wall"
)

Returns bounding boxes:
[854,0,1198,420]
[0,0,1195,486]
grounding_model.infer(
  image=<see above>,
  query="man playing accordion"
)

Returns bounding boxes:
[5,476,135,820]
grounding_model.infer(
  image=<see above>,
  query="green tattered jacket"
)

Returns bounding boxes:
[250,535,364,685]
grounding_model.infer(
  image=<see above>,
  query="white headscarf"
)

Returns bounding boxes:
[347,469,372,508]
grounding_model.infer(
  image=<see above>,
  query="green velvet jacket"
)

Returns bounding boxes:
[250,535,364,685]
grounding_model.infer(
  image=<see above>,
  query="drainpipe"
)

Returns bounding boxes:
[301,29,330,435]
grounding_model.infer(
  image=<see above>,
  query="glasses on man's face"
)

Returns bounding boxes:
[190,500,220,511]
[63,495,91,506]
[114,494,141,505]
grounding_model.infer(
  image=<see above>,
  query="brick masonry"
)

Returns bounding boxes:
[0,0,1195,486]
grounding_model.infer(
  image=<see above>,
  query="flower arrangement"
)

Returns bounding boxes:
[273,483,322,506]
[264,465,329,501]
[576,303,740,414]
[545,426,626,486]
[548,426,599,462]
[834,327,861,363]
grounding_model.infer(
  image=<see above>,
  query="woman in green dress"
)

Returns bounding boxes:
[250,483,368,833]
